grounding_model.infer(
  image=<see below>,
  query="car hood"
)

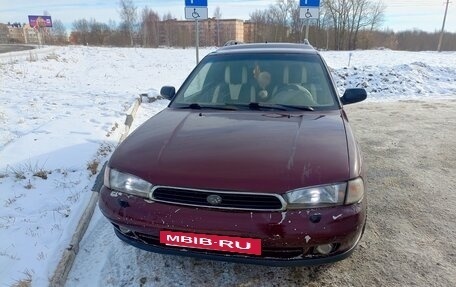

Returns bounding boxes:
[109,109,350,194]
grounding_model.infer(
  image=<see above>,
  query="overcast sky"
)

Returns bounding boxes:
[0,0,455,33]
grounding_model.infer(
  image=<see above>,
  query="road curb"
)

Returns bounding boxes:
[120,98,141,143]
[0,45,57,59]
[49,96,142,287]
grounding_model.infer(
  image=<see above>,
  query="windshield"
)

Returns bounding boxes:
[170,53,338,110]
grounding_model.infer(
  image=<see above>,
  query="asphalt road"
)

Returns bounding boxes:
[0,44,35,54]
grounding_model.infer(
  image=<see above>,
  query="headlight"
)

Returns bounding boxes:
[284,183,347,209]
[284,178,365,209]
[346,177,364,204]
[104,167,153,198]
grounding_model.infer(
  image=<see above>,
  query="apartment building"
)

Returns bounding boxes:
[0,23,40,44]
[8,25,25,43]
[159,18,245,47]
[23,24,40,44]
[0,24,8,43]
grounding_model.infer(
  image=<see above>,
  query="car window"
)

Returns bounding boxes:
[171,53,338,110]
[183,62,212,98]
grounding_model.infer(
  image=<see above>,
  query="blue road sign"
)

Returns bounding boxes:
[300,0,320,7]
[185,0,208,6]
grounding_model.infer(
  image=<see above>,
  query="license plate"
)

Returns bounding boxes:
[160,230,262,255]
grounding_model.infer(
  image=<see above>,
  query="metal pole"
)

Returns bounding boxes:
[305,19,310,41]
[437,0,450,52]
[195,19,199,65]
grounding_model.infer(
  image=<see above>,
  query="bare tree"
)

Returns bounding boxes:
[71,18,114,46]
[162,13,177,46]
[368,0,386,31]
[249,10,269,42]
[119,0,137,46]
[249,0,295,43]
[256,0,295,42]
[88,19,111,45]
[50,20,68,44]
[323,0,385,50]
[140,7,160,47]
[324,0,349,49]
[162,12,174,21]
[288,1,304,42]
[72,19,90,45]
[213,6,222,46]
[347,0,385,49]
[213,6,222,19]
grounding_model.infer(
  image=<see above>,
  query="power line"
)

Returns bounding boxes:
[387,0,446,3]
[387,0,450,7]
[388,4,443,7]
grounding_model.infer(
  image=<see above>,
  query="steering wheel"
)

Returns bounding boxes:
[273,84,315,106]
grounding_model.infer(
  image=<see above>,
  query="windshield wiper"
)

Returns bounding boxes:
[175,102,314,112]
[274,104,314,111]
[227,102,314,111]
[175,103,238,111]
[227,102,288,111]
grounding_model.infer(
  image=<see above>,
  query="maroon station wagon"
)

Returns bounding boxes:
[99,42,368,266]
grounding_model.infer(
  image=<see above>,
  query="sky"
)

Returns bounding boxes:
[0,0,455,33]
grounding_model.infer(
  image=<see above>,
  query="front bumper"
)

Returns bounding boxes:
[99,186,367,266]
[113,226,363,266]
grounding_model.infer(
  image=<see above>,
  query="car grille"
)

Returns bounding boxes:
[151,186,285,211]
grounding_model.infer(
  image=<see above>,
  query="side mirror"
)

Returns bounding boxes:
[341,88,367,105]
[160,86,176,100]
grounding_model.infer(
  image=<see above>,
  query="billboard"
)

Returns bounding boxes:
[28,15,53,28]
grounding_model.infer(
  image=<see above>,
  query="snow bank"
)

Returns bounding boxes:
[322,50,456,101]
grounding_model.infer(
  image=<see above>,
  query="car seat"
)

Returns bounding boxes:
[282,64,318,101]
[212,64,255,103]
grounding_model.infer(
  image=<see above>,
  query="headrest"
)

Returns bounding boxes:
[283,64,307,84]
[225,65,247,85]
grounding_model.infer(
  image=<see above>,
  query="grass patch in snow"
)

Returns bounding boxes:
[97,142,114,157]
[87,142,115,176]
[24,180,34,190]
[10,269,33,287]
[5,161,51,181]
[33,170,49,180]
[86,159,99,176]
[105,122,119,138]
[26,51,38,63]
[44,53,59,61]
[8,167,26,180]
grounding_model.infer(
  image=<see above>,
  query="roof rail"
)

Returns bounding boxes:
[223,40,244,46]
[303,39,314,49]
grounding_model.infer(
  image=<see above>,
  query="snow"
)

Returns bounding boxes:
[0,46,212,286]
[0,45,455,286]
[322,50,456,101]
